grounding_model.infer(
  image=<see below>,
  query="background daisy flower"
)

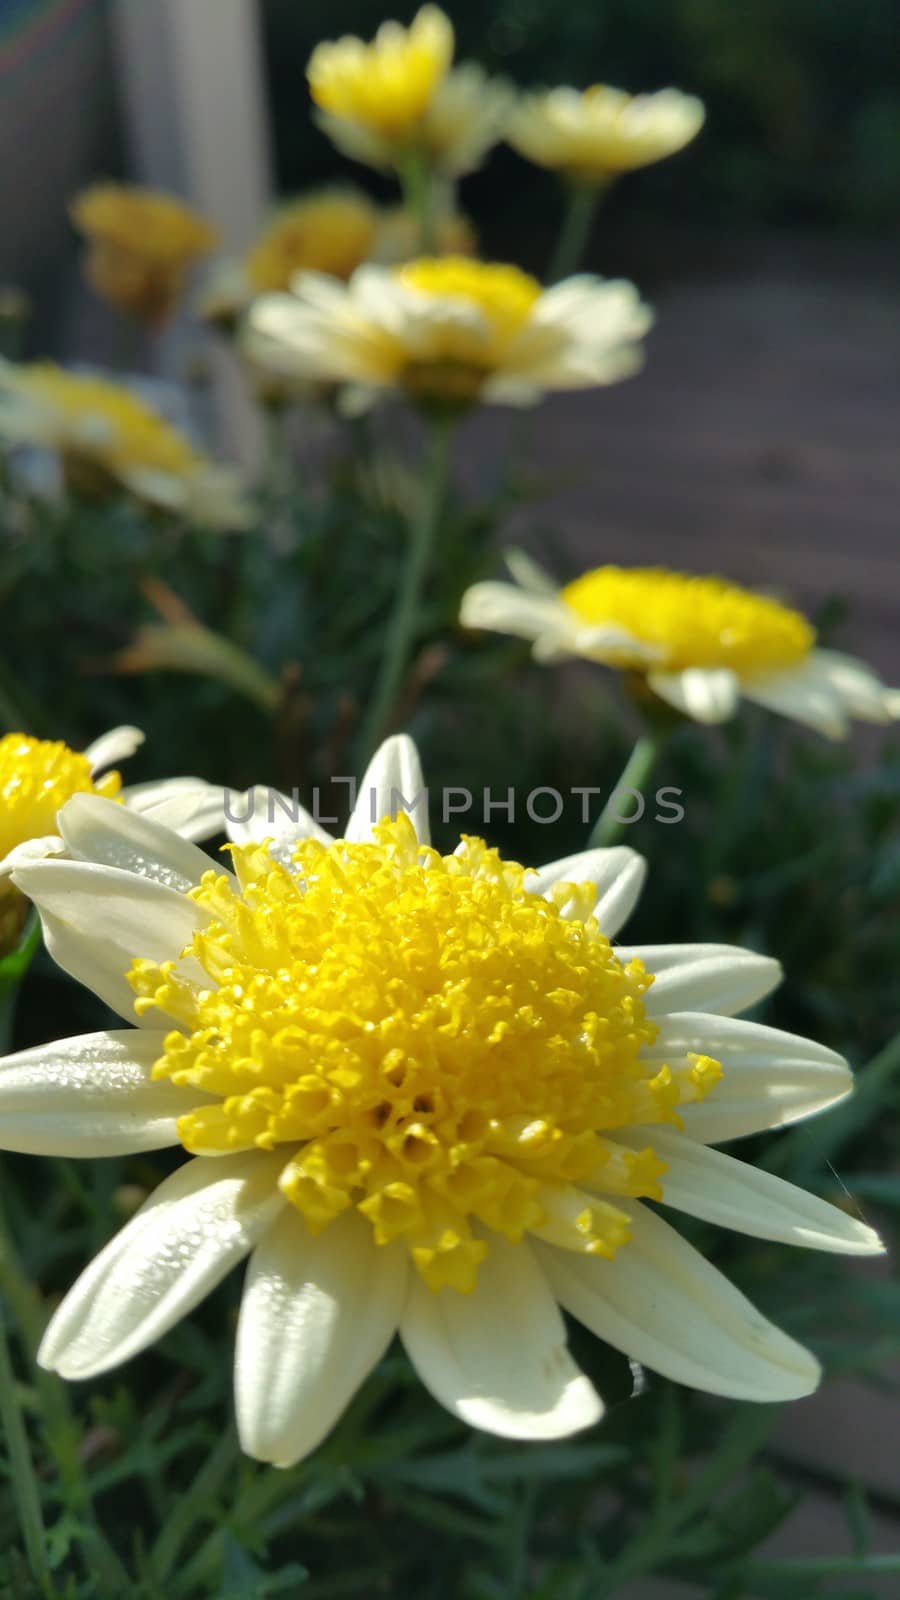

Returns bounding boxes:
[70,184,218,327]
[0,362,250,530]
[308,6,510,180]
[0,737,879,1467]
[246,257,652,410]
[0,725,224,951]
[461,556,900,736]
[509,85,705,185]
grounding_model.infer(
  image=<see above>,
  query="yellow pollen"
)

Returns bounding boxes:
[308,5,454,139]
[246,192,378,292]
[561,566,815,675]
[129,816,721,1293]
[0,734,122,862]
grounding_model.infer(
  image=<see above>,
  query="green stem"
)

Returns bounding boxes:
[547,182,602,284]
[589,733,665,848]
[0,1305,55,1597]
[0,1193,129,1591]
[356,414,455,766]
[399,150,437,253]
[0,913,41,1053]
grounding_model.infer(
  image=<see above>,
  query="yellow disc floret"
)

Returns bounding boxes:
[0,734,122,862]
[246,191,378,291]
[562,567,815,675]
[395,258,542,401]
[129,815,721,1293]
[19,366,204,483]
[308,6,454,139]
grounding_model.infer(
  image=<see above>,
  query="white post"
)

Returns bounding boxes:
[111,0,272,466]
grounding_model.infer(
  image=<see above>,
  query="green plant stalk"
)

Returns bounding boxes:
[0,1305,55,1597]
[0,913,41,1054]
[589,732,666,847]
[356,413,455,766]
[547,182,602,283]
[0,1192,129,1591]
[399,150,437,252]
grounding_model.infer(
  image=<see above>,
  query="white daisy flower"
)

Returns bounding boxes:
[0,736,879,1465]
[508,85,705,184]
[0,362,251,531]
[460,557,900,738]
[308,6,511,179]
[246,257,652,410]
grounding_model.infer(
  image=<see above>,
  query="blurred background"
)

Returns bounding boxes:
[1,4,898,1594]
[3,0,898,679]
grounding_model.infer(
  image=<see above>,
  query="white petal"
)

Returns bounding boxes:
[58,795,219,894]
[224,785,333,851]
[804,650,897,724]
[740,664,847,739]
[639,1012,853,1142]
[615,1128,883,1255]
[12,861,209,1024]
[530,846,646,937]
[0,1030,211,1155]
[236,1208,407,1468]
[125,779,226,842]
[537,1202,820,1401]
[617,943,782,1017]
[85,725,144,774]
[38,1152,285,1379]
[346,735,429,845]
[401,1232,602,1440]
[647,668,740,724]
[503,549,558,595]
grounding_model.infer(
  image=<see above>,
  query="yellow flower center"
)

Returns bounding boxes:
[21,367,204,479]
[0,734,122,863]
[308,5,454,139]
[562,567,815,675]
[395,258,541,400]
[70,185,217,324]
[129,816,721,1293]
[246,193,378,292]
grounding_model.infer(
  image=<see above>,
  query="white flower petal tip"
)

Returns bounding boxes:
[236,1209,407,1469]
[0,835,65,876]
[347,734,429,844]
[0,1029,209,1156]
[84,725,145,773]
[531,845,647,937]
[619,943,782,1017]
[538,1205,821,1404]
[616,1129,885,1257]
[401,1234,603,1441]
[38,1153,285,1380]
[645,1014,854,1143]
[123,778,226,843]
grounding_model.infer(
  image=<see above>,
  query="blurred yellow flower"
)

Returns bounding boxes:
[461,557,900,736]
[198,190,379,331]
[247,256,651,410]
[308,7,511,178]
[246,189,379,292]
[509,86,705,184]
[0,363,249,529]
[71,184,218,326]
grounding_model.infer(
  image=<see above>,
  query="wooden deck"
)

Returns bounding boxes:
[466,229,900,681]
